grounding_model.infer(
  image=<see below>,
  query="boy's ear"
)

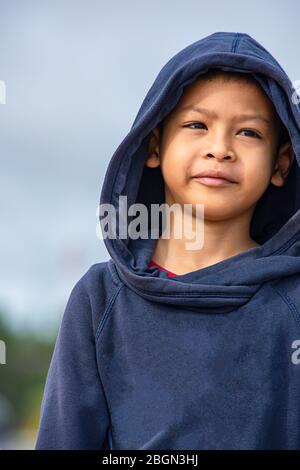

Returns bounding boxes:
[145,126,161,168]
[270,141,295,187]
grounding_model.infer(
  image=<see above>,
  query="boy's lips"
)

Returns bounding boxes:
[192,169,238,185]
[193,177,236,187]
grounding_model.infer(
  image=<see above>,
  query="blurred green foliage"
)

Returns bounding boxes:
[0,313,55,431]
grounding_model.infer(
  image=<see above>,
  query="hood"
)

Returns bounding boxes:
[99,31,300,313]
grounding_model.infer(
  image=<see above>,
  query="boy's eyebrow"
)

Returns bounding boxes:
[178,105,271,125]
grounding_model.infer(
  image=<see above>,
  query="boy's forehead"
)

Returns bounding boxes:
[180,76,268,107]
[167,75,280,125]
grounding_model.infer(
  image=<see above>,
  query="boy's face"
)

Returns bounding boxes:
[146,77,294,221]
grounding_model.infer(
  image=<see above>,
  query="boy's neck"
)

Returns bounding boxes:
[151,209,260,276]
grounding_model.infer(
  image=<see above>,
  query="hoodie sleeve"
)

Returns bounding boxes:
[34,271,111,450]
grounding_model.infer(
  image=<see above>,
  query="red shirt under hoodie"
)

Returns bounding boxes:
[148,260,177,277]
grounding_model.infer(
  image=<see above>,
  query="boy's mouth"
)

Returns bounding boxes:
[192,169,238,186]
[193,176,237,187]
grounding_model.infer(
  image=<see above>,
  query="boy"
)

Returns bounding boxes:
[35,31,300,450]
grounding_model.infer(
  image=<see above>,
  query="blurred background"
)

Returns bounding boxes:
[0,0,299,449]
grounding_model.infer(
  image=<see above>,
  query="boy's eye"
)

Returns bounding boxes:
[184,122,261,139]
[184,122,207,130]
[239,129,261,139]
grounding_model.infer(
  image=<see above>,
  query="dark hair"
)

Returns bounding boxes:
[277,122,290,147]
[157,120,164,145]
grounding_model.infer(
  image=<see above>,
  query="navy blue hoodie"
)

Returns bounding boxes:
[35,31,300,450]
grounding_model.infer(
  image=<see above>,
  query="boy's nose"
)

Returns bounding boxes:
[205,149,235,161]
[204,132,235,161]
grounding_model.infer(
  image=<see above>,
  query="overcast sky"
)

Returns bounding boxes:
[1,0,299,336]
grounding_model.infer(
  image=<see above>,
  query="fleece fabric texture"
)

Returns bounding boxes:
[35,31,300,450]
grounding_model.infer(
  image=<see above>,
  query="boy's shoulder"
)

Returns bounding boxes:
[65,260,123,334]
[74,259,123,298]
[78,260,116,285]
